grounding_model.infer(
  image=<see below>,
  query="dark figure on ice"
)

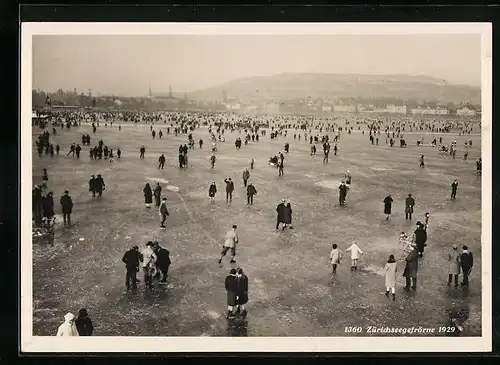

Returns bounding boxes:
[405,193,415,220]
[224,178,234,204]
[143,183,153,208]
[199,139,203,148]
[122,245,143,291]
[383,195,393,220]
[276,199,286,230]
[225,268,239,319]
[210,154,216,169]
[278,160,284,176]
[153,241,171,283]
[420,155,425,168]
[283,202,293,229]
[67,143,76,157]
[403,245,419,291]
[94,174,106,197]
[246,182,257,205]
[284,142,290,153]
[460,246,474,287]
[235,268,249,319]
[56,144,60,155]
[242,168,250,187]
[414,221,428,258]
[339,181,348,206]
[32,186,43,226]
[140,145,146,159]
[476,158,482,175]
[42,168,48,188]
[75,308,94,336]
[153,183,162,207]
[451,179,458,199]
[159,197,170,228]
[42,192,55,219]
[89,175,96,196]
[60,190,73,226]
[158,154,166,170]
[117,148,121,159]
[75,144,82,159]
[209,181,217,203]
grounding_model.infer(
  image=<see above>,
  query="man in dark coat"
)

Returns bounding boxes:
[209,182,217,203]
[140,145,146,159]
[414,222,428,258]
[153,183,162,207]
[224,178,234,204]
[276,199,286,230]
[122,245,143,290]
[403,245,419,291]
[405,193,415,220]
[235,267,249,319]
[60,190,73,226]
[451,179,458,199]
[159,197,170,228]
[383,195,393,220]
[460,246,474,287]
[33,186,43,226]
[42,192,55,219]
[94,174,106,197]
[225,268,238,319]
[246,183,257,205]
[153,242,171,283]
[75,308,94,336]
[89,175,96,197]
[339,182,348,206]
[158,154,166,170]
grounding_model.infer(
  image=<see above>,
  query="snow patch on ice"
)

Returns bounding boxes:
[166,185,179,192]
[146,177,170,184]
[315,180,339,189]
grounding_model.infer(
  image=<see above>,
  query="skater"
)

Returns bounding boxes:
[158,154,166,170]
[250,158,254,170]
[345,241,363,271]
[384,255,397,301]
[414,221,427,258]
[242,168,250,187]
[339,181,348,206]
[447,244,460,288]
[420,155,425,168]
[246,182,257,205]
[460,246,474,287]
[224,268,238,319]
[159,197,170,228]
[283,202,293,229]
[451,179,458,199]
[60,190,73,226]
[405,193,415,220]
[153,241,171,282]
[210,154,216,169]
[143,183,153,208]
[209,181,217,203]
[278,160,284,176]
[153,183,162,207]
[218,225,239,264]
[89,175,96,197]
[383,195,393,219]
[94,174,105,197]
[224,177,234,204]
[122,245,143,291]
[75,308,94,336]
[345,171,352,185]
[117,148,121,159]
[403,244,419,291]
[139,145,146,159]
[329,244,342,276]
[141,242,157,290]
[276,199,286,230]
[235,267,249,319]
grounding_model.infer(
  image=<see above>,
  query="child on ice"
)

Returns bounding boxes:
[329,244,342,276]
[384,254,397,301]
[345,241,363,271]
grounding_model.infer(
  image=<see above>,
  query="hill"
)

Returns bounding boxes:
[186,73,481,105]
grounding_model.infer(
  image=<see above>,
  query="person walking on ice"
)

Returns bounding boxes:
[345,241,363,271]
[329,244,342,276]
[384,254,397,301]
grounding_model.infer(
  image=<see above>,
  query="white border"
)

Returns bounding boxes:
[21,22,492,353]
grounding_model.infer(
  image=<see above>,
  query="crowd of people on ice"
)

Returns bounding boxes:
[32,108,480,335]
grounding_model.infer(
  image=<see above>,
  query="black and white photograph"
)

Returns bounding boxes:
[21,23,492,352]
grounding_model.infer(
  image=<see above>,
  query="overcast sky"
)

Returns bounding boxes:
[32,35,481,96]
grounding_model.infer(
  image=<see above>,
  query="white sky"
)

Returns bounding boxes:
[32,34,481,96]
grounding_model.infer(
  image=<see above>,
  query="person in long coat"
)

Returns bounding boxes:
[283,202,293,229]
[383,195,393,220]
[143,183,153,208]
[448,244,461,288]
[235,267,249,319]
[56,312,79,336]
[405,193,415,220]
[460,246,474,287]
[60,190,73,226]
[153,183,162,207]
[414,222,428,258]
[276,199,286,230]
[75,308,94,336]
[208,182,217,203]
[403,245,419,291]
[42,192,55,219]
[339,182,348,206]
[225,268,238,319]
[384,254,397,301]
[153,241,171,283]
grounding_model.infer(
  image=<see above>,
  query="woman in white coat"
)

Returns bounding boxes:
[56,312,79,337]
[345,241,363,271]
[447,244,461,288]
[329,244,342,276]
[384,255,397,301]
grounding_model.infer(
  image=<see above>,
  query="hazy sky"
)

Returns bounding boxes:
[32,35,481,96]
